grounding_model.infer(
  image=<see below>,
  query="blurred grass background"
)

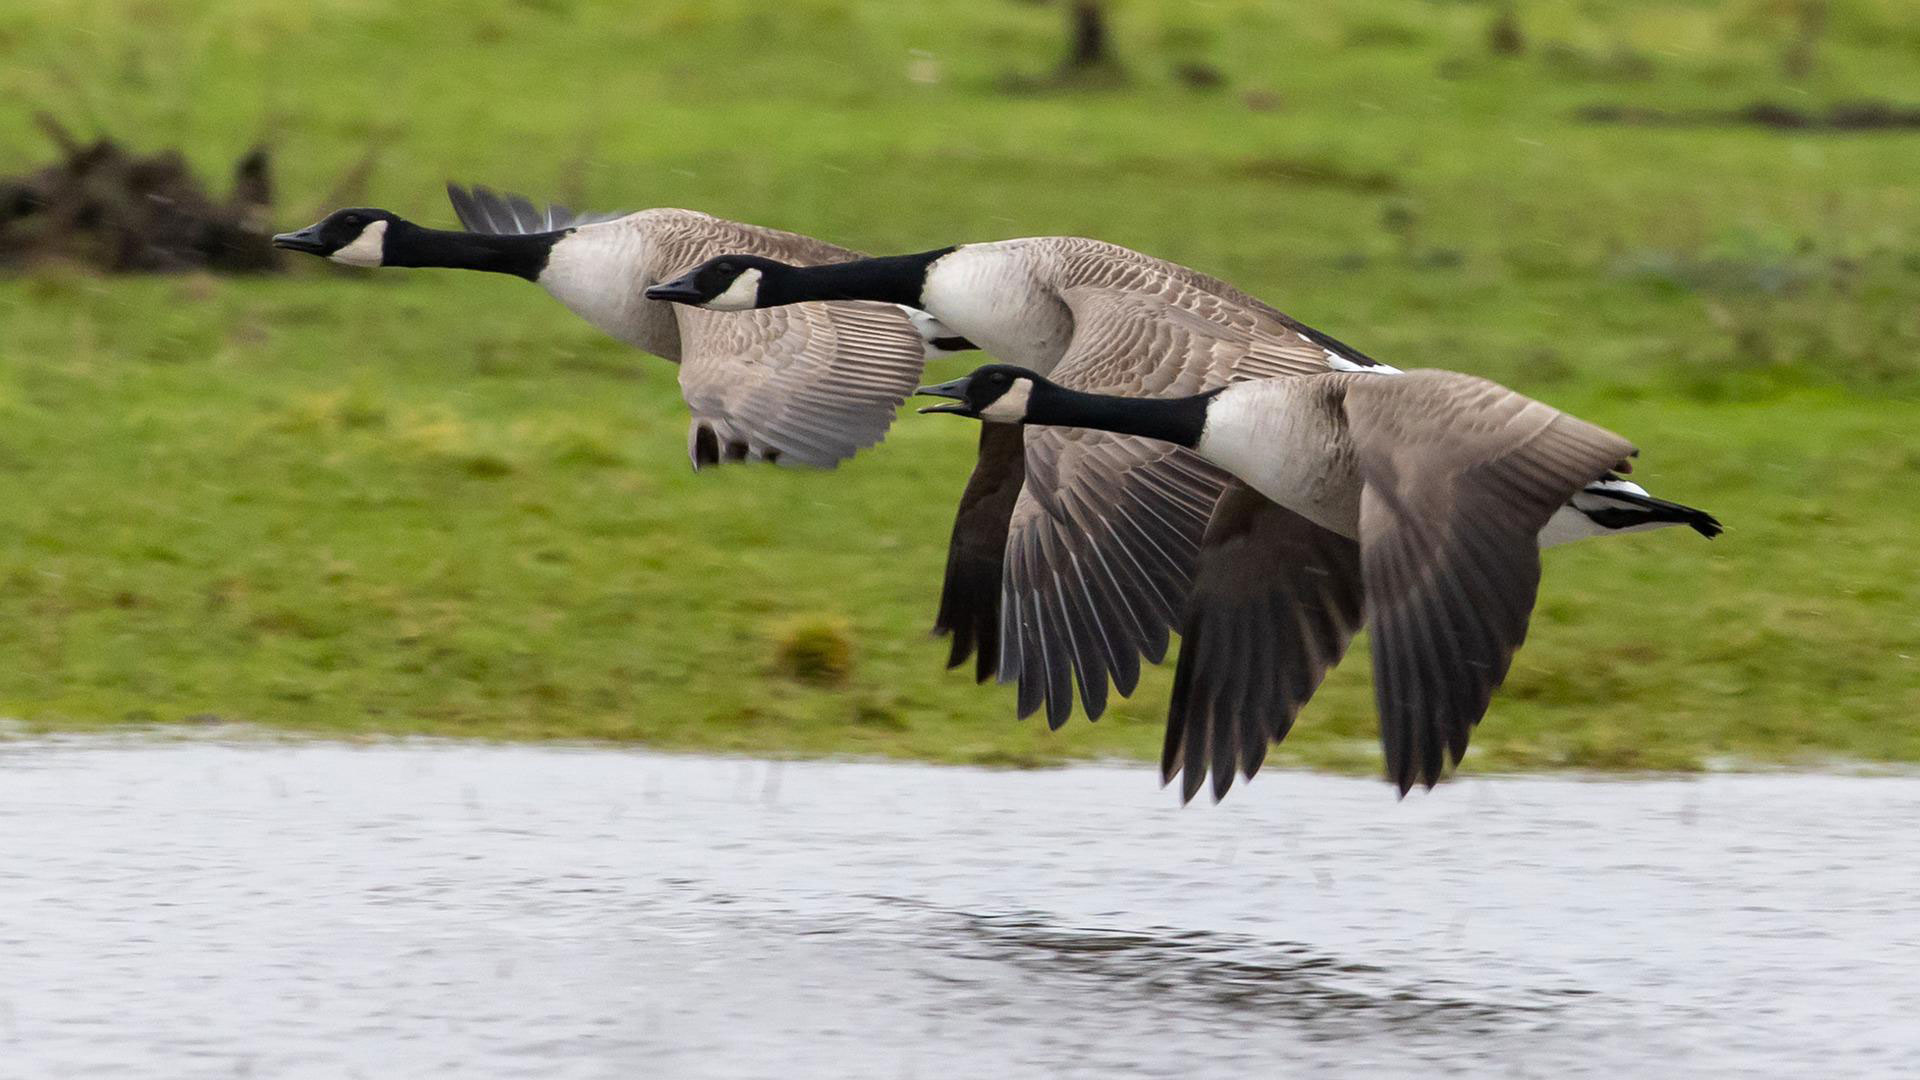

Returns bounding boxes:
[0,0,1915,775]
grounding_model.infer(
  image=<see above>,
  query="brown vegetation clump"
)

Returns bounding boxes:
[772,617,855,688]
[0,114,281,274]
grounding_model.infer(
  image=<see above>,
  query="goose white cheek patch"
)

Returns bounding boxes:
[978,378,1033,422]
[329,220,388,267]
[706,267,763,311]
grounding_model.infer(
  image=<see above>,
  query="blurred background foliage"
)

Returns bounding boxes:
[0,0,1914,774]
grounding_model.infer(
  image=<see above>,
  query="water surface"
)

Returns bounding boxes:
[2,738,1915,1078]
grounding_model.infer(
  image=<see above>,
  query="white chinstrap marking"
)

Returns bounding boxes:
[329,220,388,267]
[979,378,1034,422]
[705,268,764,311]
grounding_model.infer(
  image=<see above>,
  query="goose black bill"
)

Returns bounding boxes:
[271,225,328,255]
[643,273,704,303]
[914,376,974,415]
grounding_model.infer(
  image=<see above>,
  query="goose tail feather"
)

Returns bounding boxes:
[1578,478,1722,539]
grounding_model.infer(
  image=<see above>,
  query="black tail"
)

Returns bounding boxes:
[1581,484,1722,539]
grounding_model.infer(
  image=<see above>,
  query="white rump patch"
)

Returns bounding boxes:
[902,307,966,356]
[705,267,763,311]
[1324,348,1401,375]
[329,220,388,267]
[979,378,1034,422]
[1583,476,1650,498]
[1537,505,1605,548]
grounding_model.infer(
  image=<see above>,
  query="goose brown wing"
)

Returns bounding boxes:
[997,274,1350,726]
[447,182,626,233]
[1000,429,1229,727]
[1161,484,1364,803]
[933,423,1025,681]
[1343,372,1636,793]
[643,214,930,469]
[670,299,928,467]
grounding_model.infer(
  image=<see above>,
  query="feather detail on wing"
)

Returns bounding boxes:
[995,265,1361,726]
[1343,371,1635,793]
[934,423,1025,681]
[999,430,1229,727]
[1161,485,1364,803]
[447,182,626,233]
[672,299,929,468]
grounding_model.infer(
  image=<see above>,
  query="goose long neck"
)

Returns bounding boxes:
[1025,383,1216,450]
[761,247,955,308]
[384,222,561,280]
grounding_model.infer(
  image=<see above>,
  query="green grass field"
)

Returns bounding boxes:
[2,0,1917,776]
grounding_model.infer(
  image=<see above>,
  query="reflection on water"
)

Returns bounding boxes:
[922,905,1539,1031]
[1,736,1916,1078]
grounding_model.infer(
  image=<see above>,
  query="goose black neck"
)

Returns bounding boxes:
[384,222,564,280]
[760,247,954,308]
[1025,382,1216,450]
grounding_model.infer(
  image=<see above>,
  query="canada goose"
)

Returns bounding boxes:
[272,185,969,469]
[915,364,1720,798]
[646,239,1717,731]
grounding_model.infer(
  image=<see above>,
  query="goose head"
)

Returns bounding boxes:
[916,365,1044,423]
[645,255,790,311]
[273,208,407,267]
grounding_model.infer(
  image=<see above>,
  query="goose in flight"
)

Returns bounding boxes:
[646,240,1718,732]
[273,185,967,469]
[914,363,1719,798]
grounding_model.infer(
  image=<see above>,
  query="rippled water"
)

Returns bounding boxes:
[2,737,1916,1078]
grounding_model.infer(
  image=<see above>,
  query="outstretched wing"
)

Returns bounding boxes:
[997,261,1363,726]
[1161,484,1364,803]
[642,212,933,469]
[670,299,930,468]
[1000,429,1230,726]
[447,182,627,233]
[933,423,1026,681]
[1344,371,1635,793]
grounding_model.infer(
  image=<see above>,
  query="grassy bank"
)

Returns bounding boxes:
[1,0,1916,775]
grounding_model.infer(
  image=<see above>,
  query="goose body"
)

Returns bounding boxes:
[648,237,1713,730]
[915,364,1720,798]
[273,186,957,469]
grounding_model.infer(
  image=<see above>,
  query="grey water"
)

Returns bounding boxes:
[0,738,1915,1078]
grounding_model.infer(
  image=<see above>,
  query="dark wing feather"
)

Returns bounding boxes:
[997,279,1345,726]
[446,182,626,233]
[934,423,1025,681]
[1162,485,1364,803]
[1000,430,1230,727]
[1344,372,1636,793]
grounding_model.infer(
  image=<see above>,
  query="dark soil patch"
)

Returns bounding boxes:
[1578,100,1920,132]
[1,114,282,274]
